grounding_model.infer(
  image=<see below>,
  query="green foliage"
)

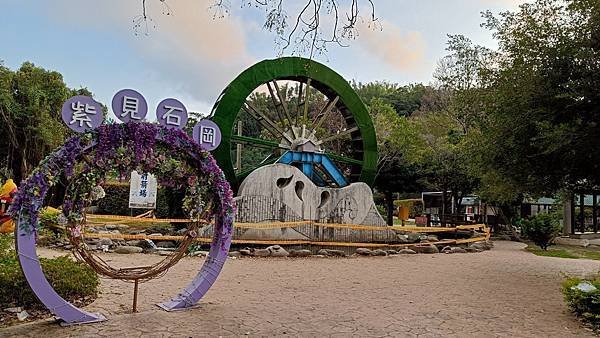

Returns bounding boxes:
[353,81,427,117]
[476,0,600,195]
[96,183,131,216]
[0,234,98,308]
[96,183,183,220]
[39,207,60,229]
[527,244,600,260]
[526,246,579,259]
[562,277,600,330]
[0,62,99,182]
[521,213,562,250]
[355,84,427,196]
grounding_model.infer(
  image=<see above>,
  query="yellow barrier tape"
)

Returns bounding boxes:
[82,232,489,248]
[86,213,487,234]
[87,214,193,223]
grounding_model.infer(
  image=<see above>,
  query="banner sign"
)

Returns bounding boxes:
[129,171,157,209]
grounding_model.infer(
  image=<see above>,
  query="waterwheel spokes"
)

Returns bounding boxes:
[210,57,378,190]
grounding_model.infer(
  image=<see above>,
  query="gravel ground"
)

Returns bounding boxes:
[1,241,599,337]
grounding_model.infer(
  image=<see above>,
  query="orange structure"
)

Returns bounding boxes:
[0,179,17,233]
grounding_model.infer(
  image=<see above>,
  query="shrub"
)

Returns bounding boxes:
[521,212,561,250]
[0,234,99,308]
[562,277,600,330]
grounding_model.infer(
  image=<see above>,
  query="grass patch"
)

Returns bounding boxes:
[526,243,600,260]
[526,246,579,259]
[393,218,415,226]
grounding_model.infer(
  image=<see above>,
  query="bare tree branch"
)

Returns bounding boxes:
[136,0,378,57]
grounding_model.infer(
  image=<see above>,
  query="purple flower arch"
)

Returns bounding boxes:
[11,122,235,324]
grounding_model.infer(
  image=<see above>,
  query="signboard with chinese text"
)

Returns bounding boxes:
[156,98,188,129]
[129,171,157,209]
[112,89,148,123]
[61,96,104,133]
[193,119,222,151]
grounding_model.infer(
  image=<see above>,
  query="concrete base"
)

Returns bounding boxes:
[237,164,386,225]
[553,237,589,247]
[569,233,600,240]
[201,164,398,243]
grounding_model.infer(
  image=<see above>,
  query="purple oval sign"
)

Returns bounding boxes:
[193,120,222,151]
[112,89,148,123]
[156,98,188,129]
[61,96,103,133]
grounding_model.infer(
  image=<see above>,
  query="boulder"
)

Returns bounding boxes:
[427,235,439,242]
[190,251,207,257]
[84,238,99,245]
[126,240,145,247]
[355,248,372,256]
[228,251,241,258]
[288,249,312,257]
[253,249,271,257]
[144,239,158,249]
[395,235,409,243]
[398,248,417,254]
[406,233,422,243]
[99,238,113,247]
[267,245,289,257]
[386,250,398,255]
[451,247,467,254]
[441,246,453,254]
[17,310,29,321]
[240,249,253,256]
[317,249,330,256]
[320,249,346,257]
[114,246,143,254]
[370,249,388,256]
[470,241,492,251]
[106,224,129,231]
[414,244,439,254]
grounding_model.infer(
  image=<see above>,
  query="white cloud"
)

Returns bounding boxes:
[478,0,527,8]
[356,20,427,75]
[43,0,255,108]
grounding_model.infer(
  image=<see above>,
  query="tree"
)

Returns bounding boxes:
[354,83,427,224]
[477,0,600,196]
[0,62,96,183]
[410,104,479,224]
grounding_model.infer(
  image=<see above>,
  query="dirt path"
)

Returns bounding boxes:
[2,241,599,337]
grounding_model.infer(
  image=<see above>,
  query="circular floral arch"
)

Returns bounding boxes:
[11,122,235,324]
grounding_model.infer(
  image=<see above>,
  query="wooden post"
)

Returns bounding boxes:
[133,279,139,313]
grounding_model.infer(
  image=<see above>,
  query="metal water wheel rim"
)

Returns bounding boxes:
[210,57,378,191]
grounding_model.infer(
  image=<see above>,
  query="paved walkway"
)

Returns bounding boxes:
[2,241,599,337]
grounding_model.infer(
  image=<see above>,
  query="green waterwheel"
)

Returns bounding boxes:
[210,57,378,191]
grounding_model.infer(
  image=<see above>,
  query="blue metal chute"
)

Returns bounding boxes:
[278,151,348,187]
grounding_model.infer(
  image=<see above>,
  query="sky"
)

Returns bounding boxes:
[0,0,524,120]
